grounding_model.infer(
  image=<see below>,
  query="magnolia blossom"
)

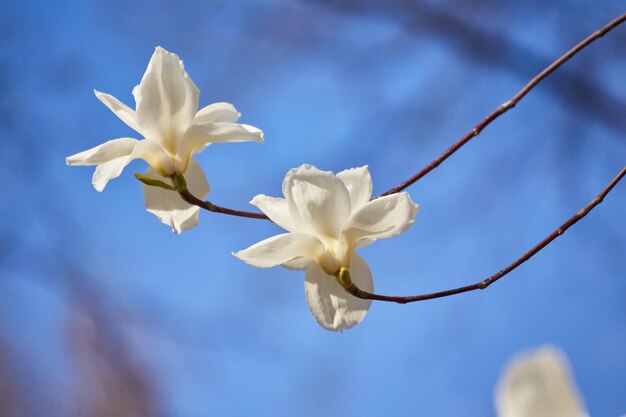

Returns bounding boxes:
[234,164,419,331]
[495,346,588,417]
[66,47,263,233]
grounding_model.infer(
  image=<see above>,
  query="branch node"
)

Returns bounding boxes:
[500,100,515,111]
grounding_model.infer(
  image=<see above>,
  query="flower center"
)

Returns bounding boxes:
[316,237,353,276]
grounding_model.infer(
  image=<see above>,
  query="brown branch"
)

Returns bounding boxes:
[340,166,626,304]
[312,1,626,135]
[178,188,269,220]
[173,15,626,303]
[179,12,626,216]
[380,12,626,196]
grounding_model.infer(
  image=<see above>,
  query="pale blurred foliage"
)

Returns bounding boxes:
[495,346,587,417]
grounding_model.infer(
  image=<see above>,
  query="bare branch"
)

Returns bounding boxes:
[181,12,626,216]
[340,166,626,303]
[380,12,626,195]
[310,1,626,136]
[177,188,269,220]
[173,15,626,304]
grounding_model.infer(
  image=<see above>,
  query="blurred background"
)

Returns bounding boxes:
[1,0,625,416]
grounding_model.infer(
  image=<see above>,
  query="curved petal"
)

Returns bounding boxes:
[130,138,174,177]
[176,122,263,172]
[66,138,138,166]
[304,253,373,331]
[133,47,199,145]
[195,122,264,143]
[282,164,352,240]
[183,122,263,147]
[66,138,139,192]
[495,346,587,417]
[281,257,312,271]
[194,102,240,124]
[342,192,420,243]
[91,156,131,192]
[337,166,372,210]
[142,158,209,233]
[356,238,375,249]
[233,233,325,268]
[250,195,297,232]
[94,90,141,133]
[192,143,211,156]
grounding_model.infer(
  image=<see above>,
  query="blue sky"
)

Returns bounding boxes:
[1,1,625,416]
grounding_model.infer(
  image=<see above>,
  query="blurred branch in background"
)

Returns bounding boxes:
[0,257,161,416]
[306,0,626,133]
[65,265,159,417]
[0,338,36,417]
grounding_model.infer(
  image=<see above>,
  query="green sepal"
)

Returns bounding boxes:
[134,173,176,191]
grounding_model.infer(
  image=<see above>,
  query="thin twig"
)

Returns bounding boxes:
[178,189,269,220]
[380,12,626,196]
[340,166,626,304]
[173,15,626,303]
[180,12,626,216]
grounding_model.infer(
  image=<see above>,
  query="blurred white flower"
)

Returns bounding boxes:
[234,164,419,331]
[66,46,263,233]
[495,346,588,417]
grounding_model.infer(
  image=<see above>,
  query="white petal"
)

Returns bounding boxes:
[66,138,138,166]
[142,158,209,233]
[194,102,240,124]
[134,47,199,144]
[282,164,352,240]
[495,346,588,417]
[67,137,176,190]
[91,156,131,192]
[94,90,141,133]
[337,166,373,210]
[199,122,263,143]
[130,138,175,176]
[66,138,139,191]
[233,233,325,268]
[342,192,419,243]
[192,143,211,156]
[184,122,263,145]
[250,195,297,232]
[304,253,373,331]
[281,257,312,271]
[356,238,375,249]
[176,122,263,172]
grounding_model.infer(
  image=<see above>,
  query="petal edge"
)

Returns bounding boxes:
[304,253,373,331]
[234,233,325,268]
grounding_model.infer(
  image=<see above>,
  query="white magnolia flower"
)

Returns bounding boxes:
[66,46,263,233]
[495,346,588,417]
[234,164,420,331]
